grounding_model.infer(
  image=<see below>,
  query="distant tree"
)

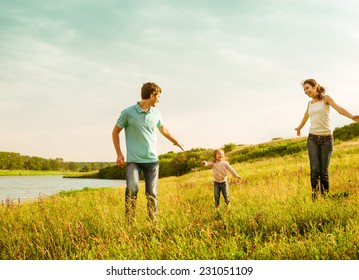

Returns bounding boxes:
[49,158,64,171]
[26,156,42,170]
[333,122,359,141]
[0,152,10,169]
[7,153,23,170]
[41,159,51,170]
[67,161,80,172]
[223,143,237,153]
[90,162,100,171]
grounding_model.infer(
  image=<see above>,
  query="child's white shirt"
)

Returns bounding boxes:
[205,161,239,183]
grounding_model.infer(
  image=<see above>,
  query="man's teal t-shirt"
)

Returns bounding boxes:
[116,103,163,163]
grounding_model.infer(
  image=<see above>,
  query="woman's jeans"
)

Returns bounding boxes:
[307,134,334,198]
[125,162,159,222]
[214,181,230,207]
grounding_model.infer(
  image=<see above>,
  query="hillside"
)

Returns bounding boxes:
[95,122,359,180]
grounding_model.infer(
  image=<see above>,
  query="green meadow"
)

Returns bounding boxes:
[0,139,358,260]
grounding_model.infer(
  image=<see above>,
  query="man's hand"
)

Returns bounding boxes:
[116,154,125,167]
[174,142,184,151]
[158,125,184,151]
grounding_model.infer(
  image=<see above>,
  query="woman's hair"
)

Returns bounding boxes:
[141,82,162,100]
[302,78,326,100]
[213,149,225,162]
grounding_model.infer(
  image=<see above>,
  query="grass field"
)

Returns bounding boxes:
[0,140,358,260]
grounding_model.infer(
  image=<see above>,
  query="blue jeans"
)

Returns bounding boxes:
[307,134,334,197]
[125,162,159,221]
[214,181,230,207]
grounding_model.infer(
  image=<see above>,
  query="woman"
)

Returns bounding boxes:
[295,78,359,199]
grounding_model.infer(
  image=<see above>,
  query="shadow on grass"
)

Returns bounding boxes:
[328,191,350,200]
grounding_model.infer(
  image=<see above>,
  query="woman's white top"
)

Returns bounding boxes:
[308,99,331,135]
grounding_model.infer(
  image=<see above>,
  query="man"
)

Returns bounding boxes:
[112,82,184,223]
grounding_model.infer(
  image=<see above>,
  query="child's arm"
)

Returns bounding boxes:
[201,161,213,167]
[226,162,242,179]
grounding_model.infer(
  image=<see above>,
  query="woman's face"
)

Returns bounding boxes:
[303,83,318,98]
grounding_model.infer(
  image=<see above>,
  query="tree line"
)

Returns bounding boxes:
[1,123,357,176]
[0,152,112,172]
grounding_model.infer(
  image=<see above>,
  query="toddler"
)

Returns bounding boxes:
[202,149,241,208]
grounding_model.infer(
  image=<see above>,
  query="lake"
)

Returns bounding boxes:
[0,176,126,201]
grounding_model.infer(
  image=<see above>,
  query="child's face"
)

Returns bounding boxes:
[215,151,224,161]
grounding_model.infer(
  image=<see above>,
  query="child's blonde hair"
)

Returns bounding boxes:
[213,149,225,162]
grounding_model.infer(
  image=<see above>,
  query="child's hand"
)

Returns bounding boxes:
[201,160,207,166]
[235,177,243,185]
[229,177,242,186]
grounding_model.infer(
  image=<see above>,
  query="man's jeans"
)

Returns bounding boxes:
[125,162,159,222]
[214,181,230,208]
[307,134,334,198]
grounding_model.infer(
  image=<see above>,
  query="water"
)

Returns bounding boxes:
[0,176,126,201]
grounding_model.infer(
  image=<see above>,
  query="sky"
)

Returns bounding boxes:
[1,0,359,162]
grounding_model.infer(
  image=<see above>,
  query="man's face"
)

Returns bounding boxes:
[151,92,161,107]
